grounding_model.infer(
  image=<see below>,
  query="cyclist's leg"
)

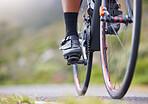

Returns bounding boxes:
[61,0,81,37]
[60,0,82,63]
[62,0,81,12]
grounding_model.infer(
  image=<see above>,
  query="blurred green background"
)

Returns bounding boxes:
[0,0,147,85]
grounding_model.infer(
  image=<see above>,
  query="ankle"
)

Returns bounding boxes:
[64,12,78,38]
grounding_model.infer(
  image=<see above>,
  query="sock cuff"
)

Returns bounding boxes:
[64,12,78,38]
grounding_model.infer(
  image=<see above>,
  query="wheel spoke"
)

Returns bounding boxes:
[110,24,129,88]
[111,24,128,58]
[107,25,126,65]
[108,37,118,65]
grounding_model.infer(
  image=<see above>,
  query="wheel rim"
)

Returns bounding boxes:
[100,0,136,92]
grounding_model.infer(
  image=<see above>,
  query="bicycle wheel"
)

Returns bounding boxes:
[73,0,93,96]
[73,52,93,95]
[100,0,142,99]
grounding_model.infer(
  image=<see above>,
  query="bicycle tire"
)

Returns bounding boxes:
[100,0,142,99]
[73,52,93,95]
[72,0,94,95]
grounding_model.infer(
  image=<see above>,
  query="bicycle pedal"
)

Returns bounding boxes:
[67,56,80,65]
[67,60,78,65]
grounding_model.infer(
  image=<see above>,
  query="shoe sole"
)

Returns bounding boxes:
[64,51,81,65]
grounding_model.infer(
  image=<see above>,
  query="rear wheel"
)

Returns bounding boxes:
[73,0,93,96]
[100,0,142,99]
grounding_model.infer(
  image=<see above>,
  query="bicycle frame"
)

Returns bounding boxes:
[100,0,133,24]
[126,0,133,19]
[90,0,133,51]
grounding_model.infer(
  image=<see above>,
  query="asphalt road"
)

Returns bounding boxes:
[0,84,148,104]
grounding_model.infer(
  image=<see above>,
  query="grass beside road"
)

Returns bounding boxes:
[0,94,131,104]
[0,95,108,104]
[0,94,34,104]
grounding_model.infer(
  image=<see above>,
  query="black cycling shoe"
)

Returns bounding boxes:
[106,0,122,35]
[59,35,81,65]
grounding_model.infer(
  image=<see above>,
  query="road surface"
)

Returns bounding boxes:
[0,84,148,104]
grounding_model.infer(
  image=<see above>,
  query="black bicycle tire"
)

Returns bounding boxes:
[73,52,93,95]
[100,0,142,99]
[72,0,95,96]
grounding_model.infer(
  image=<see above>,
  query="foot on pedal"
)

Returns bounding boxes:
[59,35,81,65]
